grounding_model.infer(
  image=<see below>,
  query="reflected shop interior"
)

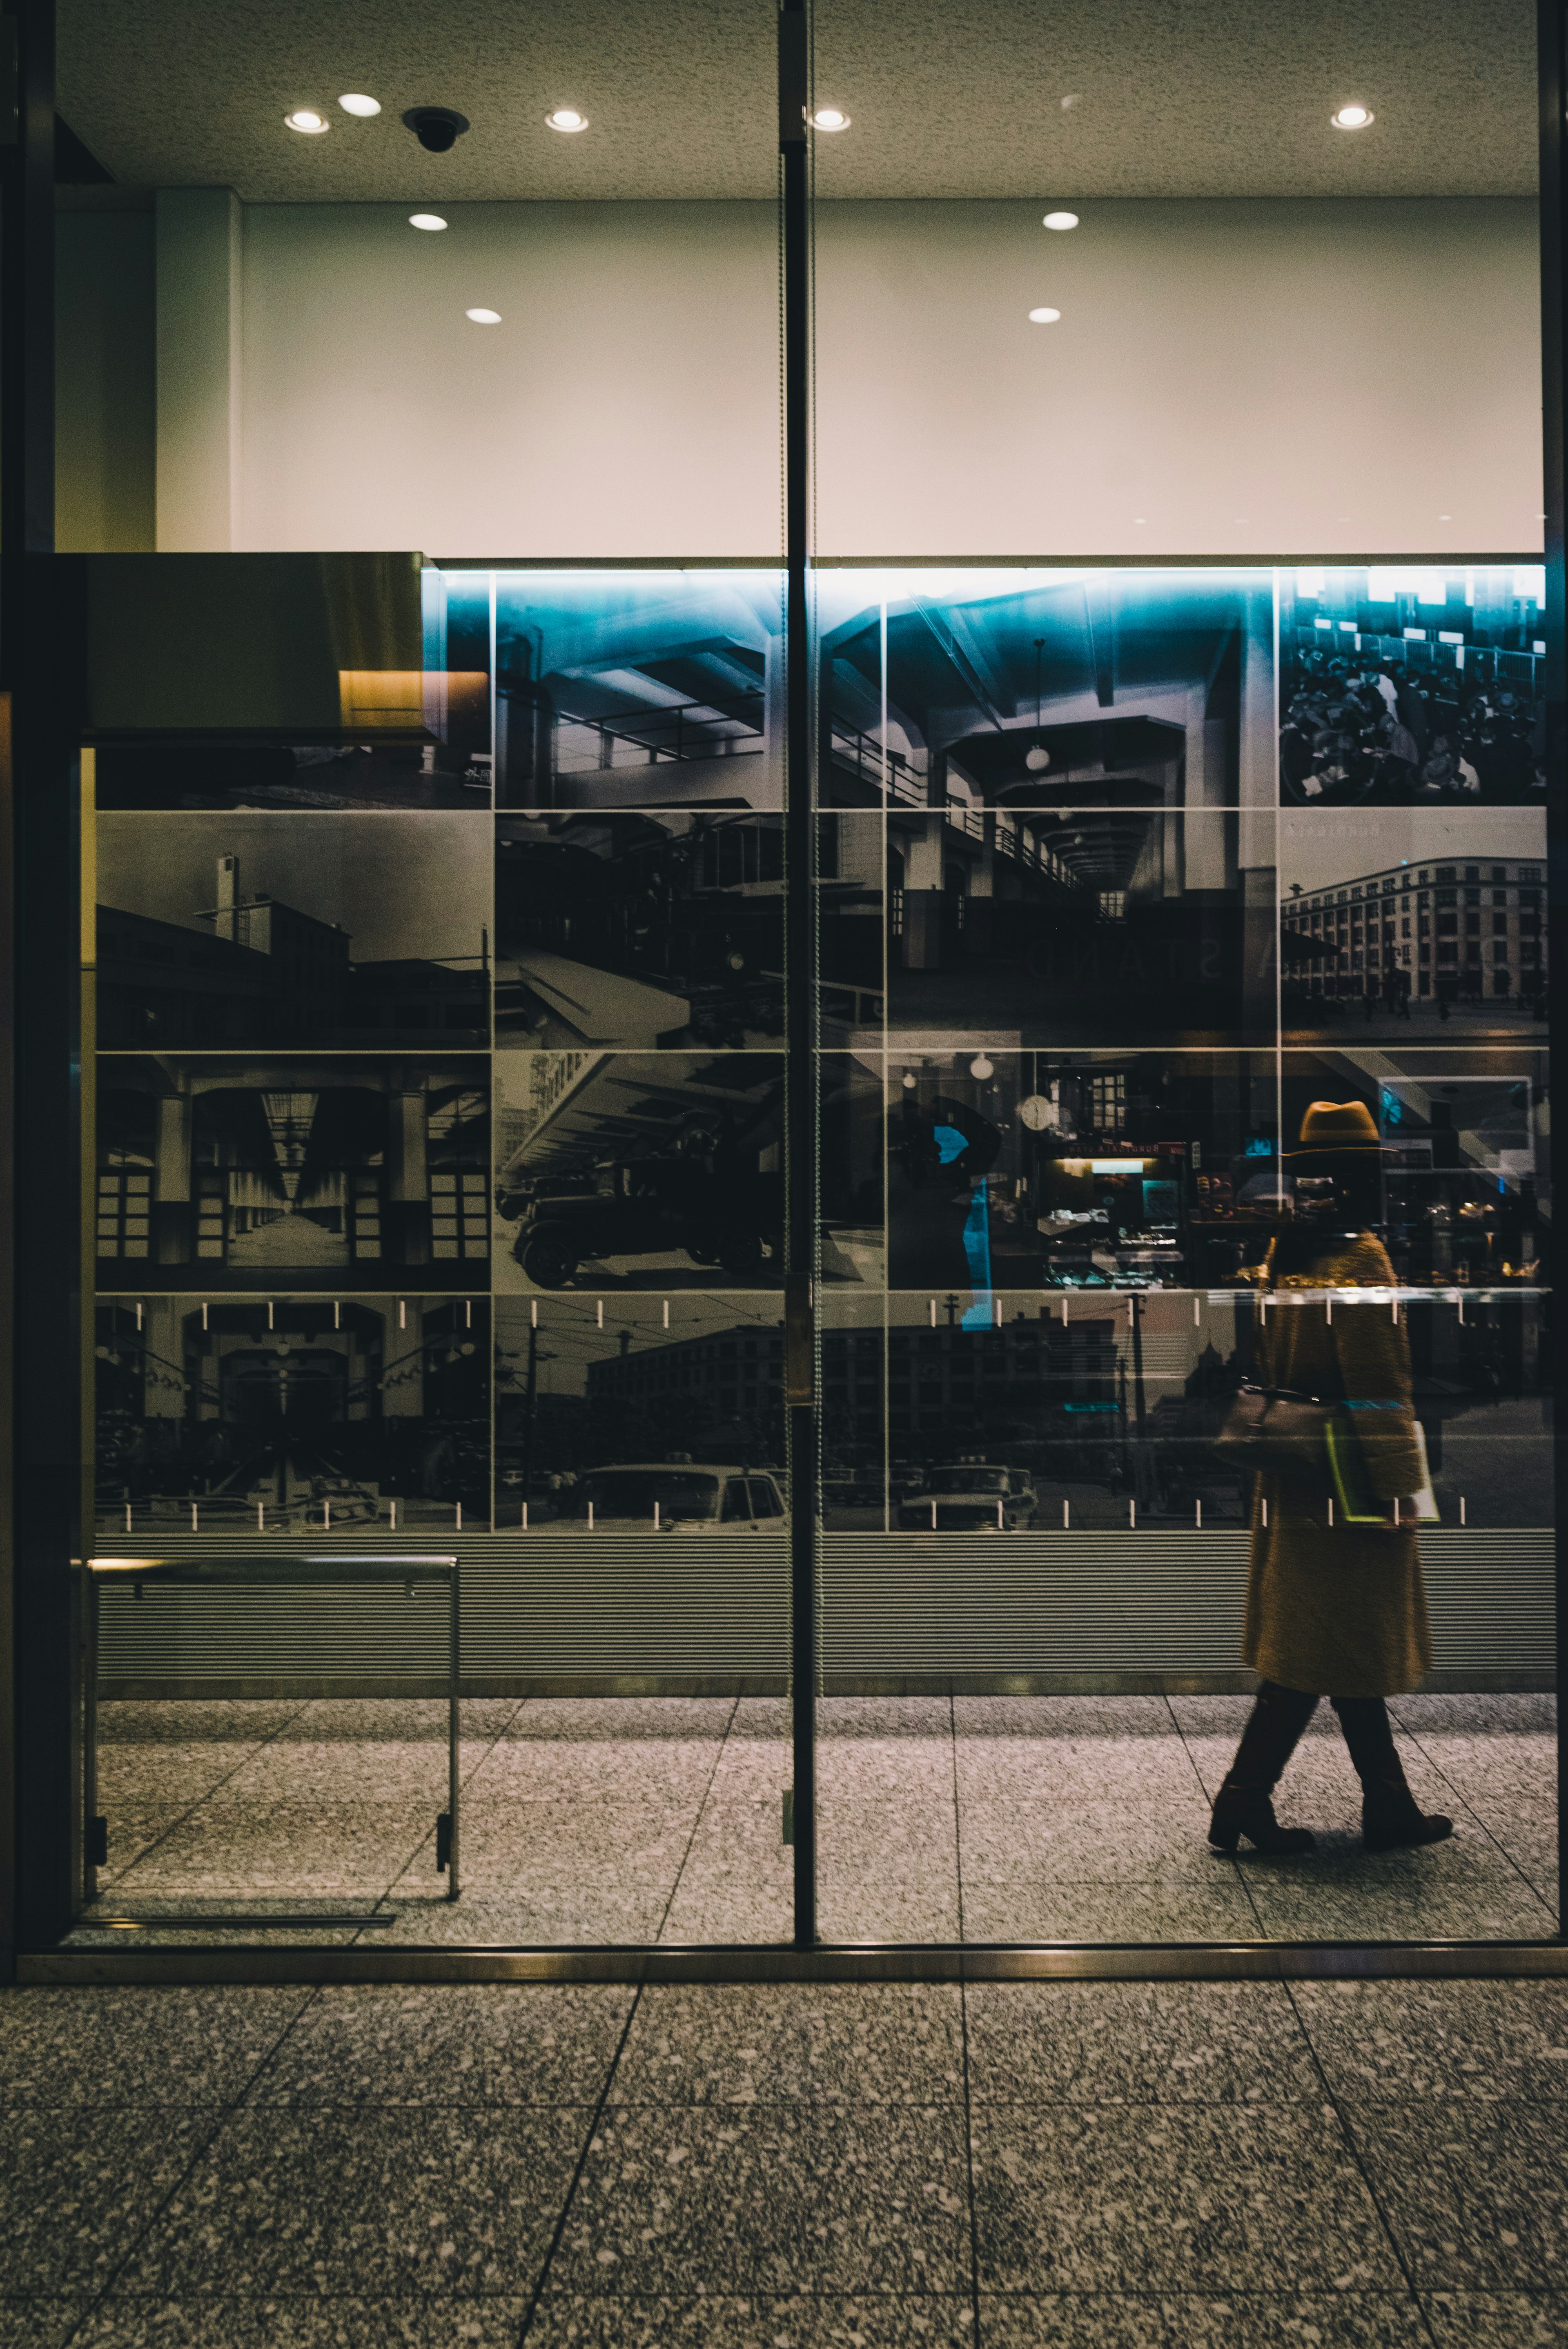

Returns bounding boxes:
[62,560,1555,1957]
[12,0,1563,1972]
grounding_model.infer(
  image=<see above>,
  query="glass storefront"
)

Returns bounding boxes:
[8,0,1561,1966]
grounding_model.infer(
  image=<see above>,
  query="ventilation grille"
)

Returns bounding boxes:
[91,1529,1552,1688]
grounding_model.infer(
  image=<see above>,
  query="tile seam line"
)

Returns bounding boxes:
[1166,1686,1262,1935]
[53,1975,330,2347]
[1383,1707,1559,1921]
[349,1695,535,1943]
[1280,1973,1444,2349]
[91,1695,316,1899]
[651,1692,744,1945]
[515,1981,644,2347]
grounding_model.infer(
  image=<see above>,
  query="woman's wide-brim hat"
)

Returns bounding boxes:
[1288,1098,1385,1158]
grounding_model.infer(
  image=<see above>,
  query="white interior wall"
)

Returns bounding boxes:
[237,202,782,557]
[815,199,1543,559]
[64,194,1544,557]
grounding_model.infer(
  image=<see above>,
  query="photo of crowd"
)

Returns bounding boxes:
[1279,566,1546,807]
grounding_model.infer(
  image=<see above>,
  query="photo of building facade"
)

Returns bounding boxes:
[96,813,491,1048]
[493,1294,787,1525]
[1280,810,1548,1040]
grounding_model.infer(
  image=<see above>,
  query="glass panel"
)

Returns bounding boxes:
[807,0,1552,1950]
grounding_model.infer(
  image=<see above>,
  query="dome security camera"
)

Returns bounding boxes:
[403,107,470,152]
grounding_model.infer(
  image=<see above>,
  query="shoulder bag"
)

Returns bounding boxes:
[1213,1383,1334,1480]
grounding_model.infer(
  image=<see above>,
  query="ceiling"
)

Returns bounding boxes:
[58,0,1535,204]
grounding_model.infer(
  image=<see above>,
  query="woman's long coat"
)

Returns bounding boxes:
[1242,1233,1432,1698]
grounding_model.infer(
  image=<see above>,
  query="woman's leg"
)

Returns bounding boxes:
[1331,1696,1453,1849]
[1208,1681,1320,1855]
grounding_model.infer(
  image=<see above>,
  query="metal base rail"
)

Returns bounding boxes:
[16,1936,1568,1988]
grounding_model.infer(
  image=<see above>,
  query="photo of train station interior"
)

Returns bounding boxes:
[494,811,785,1049]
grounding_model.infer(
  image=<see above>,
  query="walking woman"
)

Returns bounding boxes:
[1209,1101,1453,1858]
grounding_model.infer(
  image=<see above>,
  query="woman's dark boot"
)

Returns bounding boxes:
[1331,1697,1454,1851]
[1208,1683,1320,1855]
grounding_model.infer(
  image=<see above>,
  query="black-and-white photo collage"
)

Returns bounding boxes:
[93,563,1549,1534]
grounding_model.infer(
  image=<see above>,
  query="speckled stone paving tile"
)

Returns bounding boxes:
[464,1737,724,1804]
[964,1982,1319,2105]
[103,1801,435,1897]
[96,1700,306,1747]
[816,1737,957,1799]
[271,1699,522,1744]
[817,1797,960,1942]
[94,1743,268,1806]
[978,2294,1428,2346]
[0,2109,221,2295]
[1344,2101,1568,2291]
[953,1698,1182,1742]
[656,1799,793,1946]
[71,2299,531,2347]
[547,2106,971,2296]
[702,1701,790,1803]
[1388,1738,1556,1810]
[1392,1696,1557,1737]
[1423,2293,1568,2347]
[972,2104,1401,2295]
[0,1985,310,2106]
[611,1985,964,2106]
[0,2299,89,2349]
[1295,1981,1568,2101]
[956,1873,1259,1947]
[385,1798,701,1939]
[95,1804,209,1885]
[526,2299,977,2347]
[953,1739,1198,1808]
[1241,1872,1555,1945]
[1457,1801,1559,1888]
[957,1797,1222,1886]
[505,1697,735,1743]
[818,1697,954,1741]
[245,1983,633,2106]
[216,1740,510,1805]
[111,2107,588,2299]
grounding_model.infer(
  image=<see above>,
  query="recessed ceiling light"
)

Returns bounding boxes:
[466,307,502,324]
[1028,307,1061,324]
[809,107,851,131]
[1042,211,1079,230]
[1439,513,1452,520]
[338,94,381,117]
[1331,103,1373,130]
[284,108,329,134]
[409,213,448,230]
[546,107,589,133]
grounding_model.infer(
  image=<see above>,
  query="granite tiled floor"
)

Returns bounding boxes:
[9,1977,1568,2343]
[70,1691,1557,1949]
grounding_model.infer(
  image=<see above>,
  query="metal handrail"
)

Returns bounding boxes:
[78,1550,461,1933]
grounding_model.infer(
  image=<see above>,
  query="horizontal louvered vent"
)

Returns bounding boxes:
[92,1530,1551,1690]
